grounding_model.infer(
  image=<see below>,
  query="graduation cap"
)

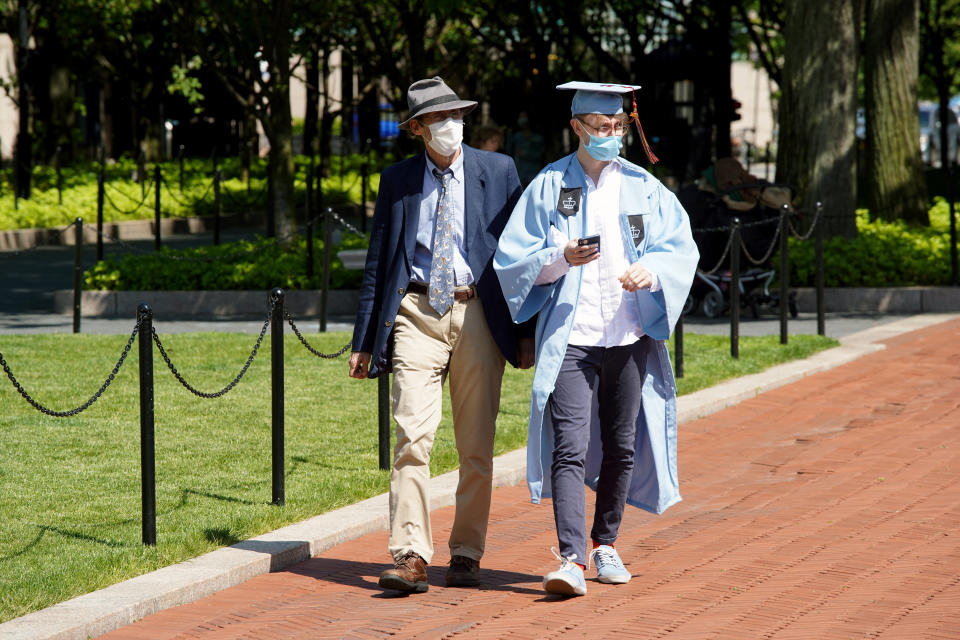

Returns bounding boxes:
[556,81,659,164]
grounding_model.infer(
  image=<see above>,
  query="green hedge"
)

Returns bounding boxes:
[0,155,382,231]
[788,199,955,287]
[83,233,368,291]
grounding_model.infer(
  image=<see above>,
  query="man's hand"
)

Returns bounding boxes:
[517,337,536,369]
[348,351,372,379]
[619,263,655,292]
[563,239,599,266]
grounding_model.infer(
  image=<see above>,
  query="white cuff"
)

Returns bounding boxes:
[534,247,570,285]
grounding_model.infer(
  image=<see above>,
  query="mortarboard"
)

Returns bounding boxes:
[556,81,659,164]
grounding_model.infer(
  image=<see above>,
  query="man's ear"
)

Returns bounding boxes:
[409,119,428,139]
[570,118,584,141]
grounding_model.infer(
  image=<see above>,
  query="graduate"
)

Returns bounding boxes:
[494,81,699,596]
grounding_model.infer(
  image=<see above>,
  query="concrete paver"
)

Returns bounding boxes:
[85,315,960,640]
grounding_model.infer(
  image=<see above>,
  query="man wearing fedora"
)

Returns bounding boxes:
[348,76,534,593]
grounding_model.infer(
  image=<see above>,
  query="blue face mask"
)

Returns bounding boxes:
[583,132,623,161]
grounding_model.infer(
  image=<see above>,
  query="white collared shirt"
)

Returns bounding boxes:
[535,157,658,347]
[410,149,474,286]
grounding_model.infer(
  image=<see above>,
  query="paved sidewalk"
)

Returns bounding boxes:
[74,314,959,639]
[2,314,958,639]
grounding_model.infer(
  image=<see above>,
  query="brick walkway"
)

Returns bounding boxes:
[99,319,960,640]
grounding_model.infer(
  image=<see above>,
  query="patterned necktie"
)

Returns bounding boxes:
[428,168,455,315]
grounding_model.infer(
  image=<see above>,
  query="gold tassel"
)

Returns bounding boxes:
[630,89,659,164]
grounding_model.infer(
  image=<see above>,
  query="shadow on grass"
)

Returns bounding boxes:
[204,527,242,546]
[0,528,46,562]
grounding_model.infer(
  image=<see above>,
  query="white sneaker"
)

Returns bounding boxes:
[589,544,631,584]
[543,547,587,596]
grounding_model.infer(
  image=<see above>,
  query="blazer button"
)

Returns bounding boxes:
[398,287,405,295]
[384,320,392,327]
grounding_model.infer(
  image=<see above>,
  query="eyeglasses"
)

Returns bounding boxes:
[417,108,467,125]
[576,115,629,137]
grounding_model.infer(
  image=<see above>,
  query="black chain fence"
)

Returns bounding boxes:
[0,322,139,417]
[1,291,352,417]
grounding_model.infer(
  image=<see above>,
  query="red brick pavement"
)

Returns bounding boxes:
[100,319,960,639]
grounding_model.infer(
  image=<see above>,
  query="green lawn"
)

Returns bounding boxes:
[0,329,836,622]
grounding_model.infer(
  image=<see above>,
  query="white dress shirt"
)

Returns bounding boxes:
[409,150,474,286]
[535,157,659,347]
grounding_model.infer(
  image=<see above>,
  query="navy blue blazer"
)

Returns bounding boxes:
[351,145,526,378]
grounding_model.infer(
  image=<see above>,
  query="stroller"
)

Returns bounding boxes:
[677,158,798,319]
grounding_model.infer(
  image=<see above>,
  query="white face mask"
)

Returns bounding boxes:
[426,118,464,156]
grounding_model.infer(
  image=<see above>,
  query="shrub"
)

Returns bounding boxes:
[0,155,383,231]
[83,233,368,291]
[788,200,955,287]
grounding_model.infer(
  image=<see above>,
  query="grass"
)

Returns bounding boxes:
[0,329,836,622]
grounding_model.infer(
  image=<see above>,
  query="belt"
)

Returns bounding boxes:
[406,281,477,301]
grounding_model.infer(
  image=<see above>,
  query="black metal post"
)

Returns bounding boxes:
[306,164,314,279]
[73,218,83,334]
[138,152,147,198]
[154,165,162,251]
[12,148,17,211]
[178,145,185,192]
[674,314,684,378]
[270,288,285,506]
[266,164,275,238]
[213,169,221,246]
[96,167,104,262]
[730,218,741,359]
[815,202,825,336]
[948,164,958,286]
[361,160,368,234]
[779,205,789,345]
[378,374,391,470]
[56,146,63,205]
[320,207,332,332]
[137,304,156,546]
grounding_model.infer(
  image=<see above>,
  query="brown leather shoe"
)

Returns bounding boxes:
[445,555,480,587]
[378,552,428,593]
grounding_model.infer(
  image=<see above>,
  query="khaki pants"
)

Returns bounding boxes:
[388,290,505,564]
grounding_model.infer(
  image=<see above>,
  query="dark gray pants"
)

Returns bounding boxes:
[547,339,648,563]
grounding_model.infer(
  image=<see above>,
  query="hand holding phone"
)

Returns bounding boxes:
[577,234,601,250]
[565,235,600,266]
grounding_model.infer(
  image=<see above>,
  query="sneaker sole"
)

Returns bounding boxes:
[543,576,586,596]
[378,575,429,593]
[597,573,631,584]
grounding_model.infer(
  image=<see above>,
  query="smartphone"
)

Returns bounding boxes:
[577,234,601,251]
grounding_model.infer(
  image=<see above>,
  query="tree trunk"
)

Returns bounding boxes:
[266,109,296,245]
[779,0,859,237]
[258,0,295,244]
[713,1,734,161]
[319,47,333,176]
[304,51,319,158]
[15,0,31,199]
[864,0,928,224]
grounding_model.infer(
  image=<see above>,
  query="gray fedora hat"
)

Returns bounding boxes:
[398,76,477,130]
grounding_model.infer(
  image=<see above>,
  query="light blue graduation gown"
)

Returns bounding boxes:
[494,153,699,514]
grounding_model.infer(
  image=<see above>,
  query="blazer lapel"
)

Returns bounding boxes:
[402,153,426,261]
[462,146,488,273]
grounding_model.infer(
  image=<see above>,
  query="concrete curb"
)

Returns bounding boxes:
[53,290,361,319]
[2,313,957,640]
[793,286,960,314]
[55,287,960,319]
[0,214,258,251]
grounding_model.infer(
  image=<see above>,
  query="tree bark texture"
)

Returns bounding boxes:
[263,0,295,244]
[864,0,928,224]
[780,0,859,238]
